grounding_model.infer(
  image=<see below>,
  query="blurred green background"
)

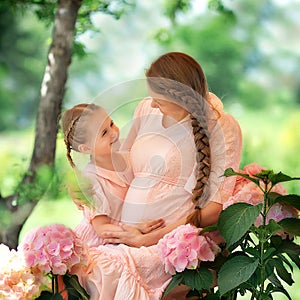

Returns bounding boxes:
[0,0,299,298]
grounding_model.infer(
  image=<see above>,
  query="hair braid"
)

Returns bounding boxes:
[145,52,213,228]
[64,116,80,168]
[186,115,211,227]
[163,85,212,227]
[168,88,211,227]
[61,103,100,170]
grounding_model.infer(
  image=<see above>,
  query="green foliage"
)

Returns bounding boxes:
[163,0,191,24]
[218,203,262,248]
[35,273,90,300]
[164,168,300,299]
[208,0,235,18]
[156,11,244,99]
[0,4,49,130]
[17,165,54,204]
[163,268,213,298]
[218,256,259,296]
[213,169,300,299]
[0,0,136,131]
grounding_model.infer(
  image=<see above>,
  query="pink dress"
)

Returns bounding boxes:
[75,162,133,248]
[77,93,243,300]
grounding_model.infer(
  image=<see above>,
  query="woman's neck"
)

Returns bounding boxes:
[162,112,189,128]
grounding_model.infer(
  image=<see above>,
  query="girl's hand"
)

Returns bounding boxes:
[135,218,165,234]
[67,169,95,210]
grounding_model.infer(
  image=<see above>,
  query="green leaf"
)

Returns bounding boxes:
[218,256,259,296]
[244,247,260,258]
[218,203,262,248]
[269,258,294,286]
[270,286,292,300]
[264,219,282,236]
[223,168,260,185]
[183,268,212,291]
[268,273,282,288]
[271,238,300,268]
[280,253,294,268]
[35,291,53,300]
[52,294,64,300]
[269,172,300,185]
[270,194,300,210]
[202,293,222,299]
[246,267,261,288]
[199,223,218,234]
[163,273,184,297]
[278,218,300,236]
[267,192,282,207]
[262,247,277,260]
[63,274,90,300]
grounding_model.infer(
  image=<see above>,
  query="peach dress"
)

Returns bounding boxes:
[77,94,243,300]
[75,162,133,248]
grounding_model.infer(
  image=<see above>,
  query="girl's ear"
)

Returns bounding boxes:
[78,144,92,154]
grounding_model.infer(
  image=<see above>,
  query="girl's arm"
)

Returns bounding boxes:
[91,215,124,236]
[101,202,222,247]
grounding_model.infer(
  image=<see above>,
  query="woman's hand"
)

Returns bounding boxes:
[101,224,145,247]
[135,218,165,234]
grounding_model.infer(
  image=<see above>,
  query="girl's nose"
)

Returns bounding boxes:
[110,128,119,139]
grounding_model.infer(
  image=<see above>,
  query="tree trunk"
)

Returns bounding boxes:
[0,0,82,249]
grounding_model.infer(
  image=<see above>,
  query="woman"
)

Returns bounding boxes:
[76,52,242,299]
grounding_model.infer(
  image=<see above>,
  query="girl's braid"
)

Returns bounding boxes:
[61,104,99,169]
[64,116,80,168]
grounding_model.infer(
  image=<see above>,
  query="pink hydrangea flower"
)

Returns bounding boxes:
[254,203,299,238]
[157,224,220,275]
[224,163,287,209]
[18,224,88,276]
[0,243,47,299]
[224,163,299,237]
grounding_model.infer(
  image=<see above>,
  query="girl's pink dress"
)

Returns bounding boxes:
[77,93,243,300]
[75,162,132,248]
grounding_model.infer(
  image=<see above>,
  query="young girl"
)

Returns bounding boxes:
[61,103,164,247]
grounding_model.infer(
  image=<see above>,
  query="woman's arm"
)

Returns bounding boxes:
[92,215,166,237]
[101,202,222,247]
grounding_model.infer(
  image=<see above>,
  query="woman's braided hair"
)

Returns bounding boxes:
[145,52,211,227]
[61,103,100,168]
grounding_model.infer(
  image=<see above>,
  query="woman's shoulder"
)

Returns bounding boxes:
[207,93,242,137]
[133,97,160,118]
[208,92,224,113]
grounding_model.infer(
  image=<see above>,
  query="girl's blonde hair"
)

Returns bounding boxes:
[146,52,213,227]
[61,103,100,168]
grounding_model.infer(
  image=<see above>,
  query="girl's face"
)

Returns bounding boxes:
[80,107,120,159]
[148,88,189,121]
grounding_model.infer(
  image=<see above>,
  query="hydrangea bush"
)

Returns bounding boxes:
[158,224,221,275]
[0,243,47,299]
[0,224,90,300]
[159,163,300,299]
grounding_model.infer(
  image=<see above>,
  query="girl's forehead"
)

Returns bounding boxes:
[89,107,108,120]
[87,108,110,128]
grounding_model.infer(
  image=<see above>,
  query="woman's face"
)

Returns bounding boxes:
[148,88,189,122]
